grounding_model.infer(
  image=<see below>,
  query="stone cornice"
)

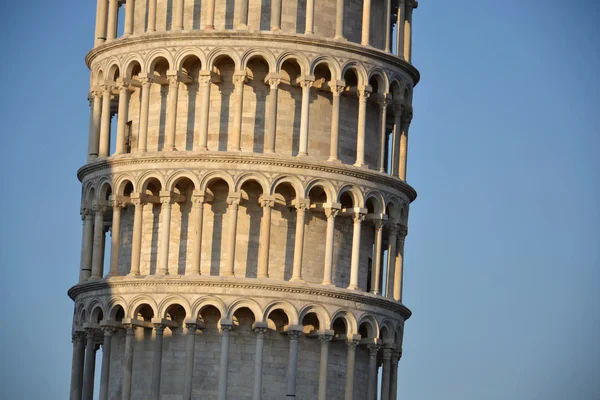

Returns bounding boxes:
[77,152,418,202]
[84,31,420,85]
[68,277,412,320]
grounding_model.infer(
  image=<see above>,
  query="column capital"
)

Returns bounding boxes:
[191,191,205,206]
[252,322,269,336]
[294,198,310,211]
[317,329,334,343]
[72,330,86,342]
[130,193,147,206]
[220,320,234,334]
[391,351,402,363]
[287,328,303,341]
[81,207,94,220]
[298,76,315,89]
[100,84,115,94]
[352,209,367,223]
[159,191,175,205]
[377,94,392,108]
[357,85,373,101]
[401,106,413,126]
[382,347,392,360]
[265,73,283,89]
[392,102,404,115]
[101,325,117,336]
[232,72,247,86]
[92,202,108,214]
[329,79,346,96]
[368,342,381,356]
[198,70,213,86]
[226,194,242,207]
[260,195,276,208]
[372,217,387,230]
[152,323,166,335]
[115,78,131,92]
[324,202,342,219]
[123,323,138,335]
[90,89,104,99]
[347,334,361,347]
[109,197,127,209]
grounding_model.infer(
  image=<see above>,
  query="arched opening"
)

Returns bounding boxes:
[148,57,170,151]
[204,178,230,275]
[172,177,195,274]
[180,55,203,150]
[198,305,222,330]
[267,308,290,332]
[343,0,363,44]
[123,61,142,153]
[244,56,270,152]
[109,305,125,322]
[278,59,303,155]
[272,181,298,280]
[238,180,264,277]
[340,68,360,165]
[210,55,236,151]
[301,312,320,335]
[140,178,162,275]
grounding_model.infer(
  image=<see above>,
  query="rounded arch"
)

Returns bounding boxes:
[199,171,234,193]
[138,171,166,194]
[385,196,402,222]
[365,190,385,214]
[379,318,396,342]
[337,184,365,208]
[128,296,158,319]
[309,56,341,80]
[241,49,276,73]
[304,179,335,203]
[166,170,200,192]
[341,61,368,87]
[330,309,358,335]
[207,48,241,71]
[276,51,309,76]
[269,175,303,198]
[83,181,96,206]
[96,178,113,203]
[191,296,227,319]
[158,296,191,320]
[93,67,105,87]
[88,300,105,324]
[262,300,299,325]
[106,297,127,321]
[122,54,144,79]
[298,304,331,330]
[225,298,262,321]
[75,302,87,326]
[357,313,380,339]
[145,49,174,73]
[234,173,270,194]
[105,59,121,82]
[388,76,405,101]
[368,67,390,95]
[174,47,207,71]
[114,174,136,196]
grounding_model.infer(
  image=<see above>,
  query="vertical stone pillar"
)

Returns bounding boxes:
[217,322,233,400]
[390,352,401,400]
[115,82,130,155]
[298,78,314,156]
[348,210,366,290]
[399,109,412,181]
[70,331,86,400]
[317,331,333,400]
[354,87,371,167]
[223,196,240,276]
[258,198,274,278]
[265,77,280,153]
[396,0,405,58]
[174,0,184,30]
[98,85,113,157]
[90,204,107,280]
[205,0,216,29]
[404,2,415,62]
[305,0,315,34]
[98,326,115,400]
[378,97,389,172]
[271,0,282,31]
[231,73,246,151]
[121,324,137,400]
[108,199,124,277]
[88,91,102,161]
[106,0,119,40]
[164,73,180,151]
[129,194,145,276]
[197,72,212,151]
[291,200,309,282]
[322,204,340,285]
[150,323,166,400]
[335,0,344,39]
[79,209,95,282]
[367,343,380,400]
[344,337,360,400]
[361,0,371,45]
[370,219,385,294]
[190,193,205,275]
[328,82,344,162]
[157,192,174,276]
[183,321,200,400]
[286,328,303,398]
[384,0,392,52]
[381,348,392,400]
[137,77,152,152]
[123,0,135,36]
[386,224,398,298]
[147,0,157,32]
[238,0,249,29]
[252,323,269,400]
[82,328,98,400]
[94,0,108,46]
[392,104,402,177]
[393,231,407,301]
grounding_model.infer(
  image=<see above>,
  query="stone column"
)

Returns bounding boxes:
[271,0,282,31]
[106,0,119,40]
[345,337,360,400]
[164,73,180,151]
[94,0,108,46]
[384,0,392,52]
[129,194,145,276]
[386,224,398,298]
[348,210,366,290]
[205,0,216,29]
[252,323,269,400]
[197,72,212,151]
[157,192,174,276]
[183,322,200,400]
[390,352,401,400]
[305,0,315,34]
[381,348,392,400]
[174,0,184,30]
[322,205,340,285]
[123,0,135,36]
[291,200,309,282]
[223,197,240,276]
[147,0,157,32]
[88,91,102,161]
[361,0,371,45]
[79,209,95,282]
[115,82,130,155]
[378,97,389,172]
[393,231,407,301]
[399,109,412,181]
[370,219,385,294]
[231,74,246,151]
[404,2,415,62]
[328,83,344,162]
[317,332,333,400]
[70,331,86,400]
[238,0,249,29]
[108,199,124,277]
[354,87,371,167]
[190,194,205,275]
[90,204,106,280]
[286,329,302,398]
[335,0,344,39]
[298,78,314,156]
[98,85,113,157]
[137,77,152,152]
[258,198,274,278]
[82,328,98,400]
[150,323,166,400]
[217,322,233,400]
[121,325,137,400]
[367,343,380,400]
[392,104,402,177]
[99,327,116,400]
[396,0,405,58]
[265,77,280,153]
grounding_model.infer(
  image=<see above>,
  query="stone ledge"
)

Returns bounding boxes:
[68,276,412,320]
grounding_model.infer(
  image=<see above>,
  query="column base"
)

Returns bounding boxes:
[328,157,341,163]
[321,281,334,287]
[289,277,304,283]
[204,26,215,30]
[297,152,308,157]
[354,162,368,168]
[347,284,362,291]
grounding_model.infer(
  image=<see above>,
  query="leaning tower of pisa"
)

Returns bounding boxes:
[69,0,419,399]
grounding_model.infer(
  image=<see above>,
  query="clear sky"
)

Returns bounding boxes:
[0,1,598,399]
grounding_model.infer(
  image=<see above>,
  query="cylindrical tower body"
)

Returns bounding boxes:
[70,1,419,399]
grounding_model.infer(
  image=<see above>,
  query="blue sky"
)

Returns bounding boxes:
[0,1,598,399]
